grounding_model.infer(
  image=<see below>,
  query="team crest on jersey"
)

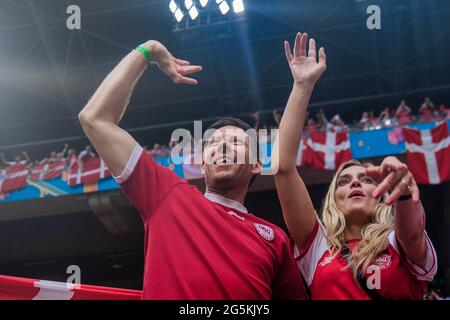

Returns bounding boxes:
[373,253,392,269]
[253,223,274,241]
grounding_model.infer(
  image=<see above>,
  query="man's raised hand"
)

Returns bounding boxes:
[145,40,203,85]
[284,33,326,88]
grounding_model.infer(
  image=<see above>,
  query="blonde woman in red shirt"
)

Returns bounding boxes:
[273,33,437,300]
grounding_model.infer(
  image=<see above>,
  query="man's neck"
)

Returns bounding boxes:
[205,186,247,205]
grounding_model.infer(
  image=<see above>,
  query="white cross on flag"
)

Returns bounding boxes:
[303,131,352,170]
[295,138,307,166]
[67,158,110,187]
[403,121,450,185]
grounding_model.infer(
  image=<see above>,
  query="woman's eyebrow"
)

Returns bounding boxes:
[338,174,352,181]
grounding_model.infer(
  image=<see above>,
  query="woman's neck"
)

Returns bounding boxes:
[344,223,364,241]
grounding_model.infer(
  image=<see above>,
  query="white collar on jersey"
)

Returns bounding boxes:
[204,192,248,214]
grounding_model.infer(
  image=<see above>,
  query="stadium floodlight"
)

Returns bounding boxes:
[174,7,184,22]
[232,0,244,13]
[218,1,230,15]
[199,0,209,7]
[189,5,199,20]
[169,0,177,13]
[184,0,194,9]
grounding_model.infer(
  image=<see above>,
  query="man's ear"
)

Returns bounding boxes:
[201,160,206,175]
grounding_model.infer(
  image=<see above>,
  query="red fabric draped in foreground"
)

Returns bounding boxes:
[0,275,142,300]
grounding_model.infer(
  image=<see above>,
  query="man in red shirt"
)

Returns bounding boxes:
[78,39,306,300]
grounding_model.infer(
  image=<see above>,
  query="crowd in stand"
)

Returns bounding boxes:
[0,144,96,171]
[296,97,449,136]
[1,98,449,170]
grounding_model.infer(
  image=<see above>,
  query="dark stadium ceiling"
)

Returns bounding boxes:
[0,0,449,159]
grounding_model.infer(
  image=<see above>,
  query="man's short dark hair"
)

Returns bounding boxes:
[207,117,253,132]
[204,117,260,188]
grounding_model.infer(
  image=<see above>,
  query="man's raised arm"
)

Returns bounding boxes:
[78,40,202,177]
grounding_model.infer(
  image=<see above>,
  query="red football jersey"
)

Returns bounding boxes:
[294,221,437,300]
[114,144,306,300]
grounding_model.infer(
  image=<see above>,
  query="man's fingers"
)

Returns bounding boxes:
[177,65,203,75]
[318,47,326,65]
[308,38,316,61]
[293,32,302,57]
[173,76,198,85]
[284,41,294,62]
[173,57,190,66]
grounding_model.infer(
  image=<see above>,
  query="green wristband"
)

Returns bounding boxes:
[135,44,152,63]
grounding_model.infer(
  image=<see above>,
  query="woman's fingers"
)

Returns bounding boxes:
[386,172,413,205]
[318,47,326,65]
[373,170,403,198]
[308,38,316,61]
[365,165,383,182]
[284,41,294,62]
[300,33,308,57]
[293,32,302,57]
[410,183,421,203]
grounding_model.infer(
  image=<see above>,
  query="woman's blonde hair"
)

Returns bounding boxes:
[321,159,394,277]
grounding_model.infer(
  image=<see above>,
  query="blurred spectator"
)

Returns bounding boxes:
[249,112,260,130]
[330,114,348,132]
[1,151,31,168]
[395,100,412,126]
[57,143,69,160]
[439,104,450,120]
[149,143,165,158]
[64,148,78,171]
[359,112,370,130]
[305,118,319,135]
[419,97,436,122]
[160,144,171,157]
[316,108,328,131]
[169,139,179,149]
[272,110,282,128]
[40,144,68,164]
[78,145,96,163]
[379,107,393,127]
[424,287,444,300]
[368,111,382,130]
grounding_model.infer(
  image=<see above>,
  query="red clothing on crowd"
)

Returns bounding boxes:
[397,111,411,126]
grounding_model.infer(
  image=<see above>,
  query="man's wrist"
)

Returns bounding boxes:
[142,40,159,62]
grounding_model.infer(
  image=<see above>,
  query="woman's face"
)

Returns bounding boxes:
[334,165,380,223]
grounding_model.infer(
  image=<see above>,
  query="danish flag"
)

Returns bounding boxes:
[0,164,29,193]
[303,131,352,170]
[403,122,450,184]
[67,158,110,187]
[0,275,141,300]
[30,160,66,181]
[295,138,307,166]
